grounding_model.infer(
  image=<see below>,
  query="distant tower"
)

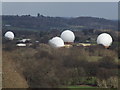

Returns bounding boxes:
[37,13,40,17]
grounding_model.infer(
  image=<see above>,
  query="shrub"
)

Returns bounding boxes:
[98,56,116,69]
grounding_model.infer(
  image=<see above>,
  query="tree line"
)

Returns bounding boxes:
[2,15,118,31]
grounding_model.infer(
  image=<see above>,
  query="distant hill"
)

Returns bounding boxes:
[2,15,118,31]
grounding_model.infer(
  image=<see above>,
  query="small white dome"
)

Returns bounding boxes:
[60,30,75,43]
[97,33,113,47]
[4,31,14,40]
[49,37,64,48]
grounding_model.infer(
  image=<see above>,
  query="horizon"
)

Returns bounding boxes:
[2,14,118,20]
[2,2,118,20]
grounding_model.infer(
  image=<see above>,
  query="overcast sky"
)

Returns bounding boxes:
[2,2,118,20]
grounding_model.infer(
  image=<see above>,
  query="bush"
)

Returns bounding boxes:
[4,44,118,88]
[84,62,98,77]
[98,56,117,69]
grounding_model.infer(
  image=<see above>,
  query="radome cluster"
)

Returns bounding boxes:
[4,30,113,48]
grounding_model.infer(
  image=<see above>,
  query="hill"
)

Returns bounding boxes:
[2,15,118,31]
[3,51,28,88]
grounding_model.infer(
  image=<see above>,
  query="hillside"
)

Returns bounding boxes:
[2,44,119,88]
[2,15,118,31]
[3,51,28,88]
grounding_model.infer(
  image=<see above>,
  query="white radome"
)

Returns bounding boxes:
[97,33,113,47]
[4,31,14,40]
[49,37,64,48]
[60,30,75,43]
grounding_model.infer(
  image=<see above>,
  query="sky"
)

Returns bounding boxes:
[2,2,118,20]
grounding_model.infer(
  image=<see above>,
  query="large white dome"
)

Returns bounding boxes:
[49,37,64,48]
[60,30,75,43]
[97,33,113,47]
[4,31,14,40]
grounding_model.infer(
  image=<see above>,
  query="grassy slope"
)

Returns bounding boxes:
[2,51,28,88]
